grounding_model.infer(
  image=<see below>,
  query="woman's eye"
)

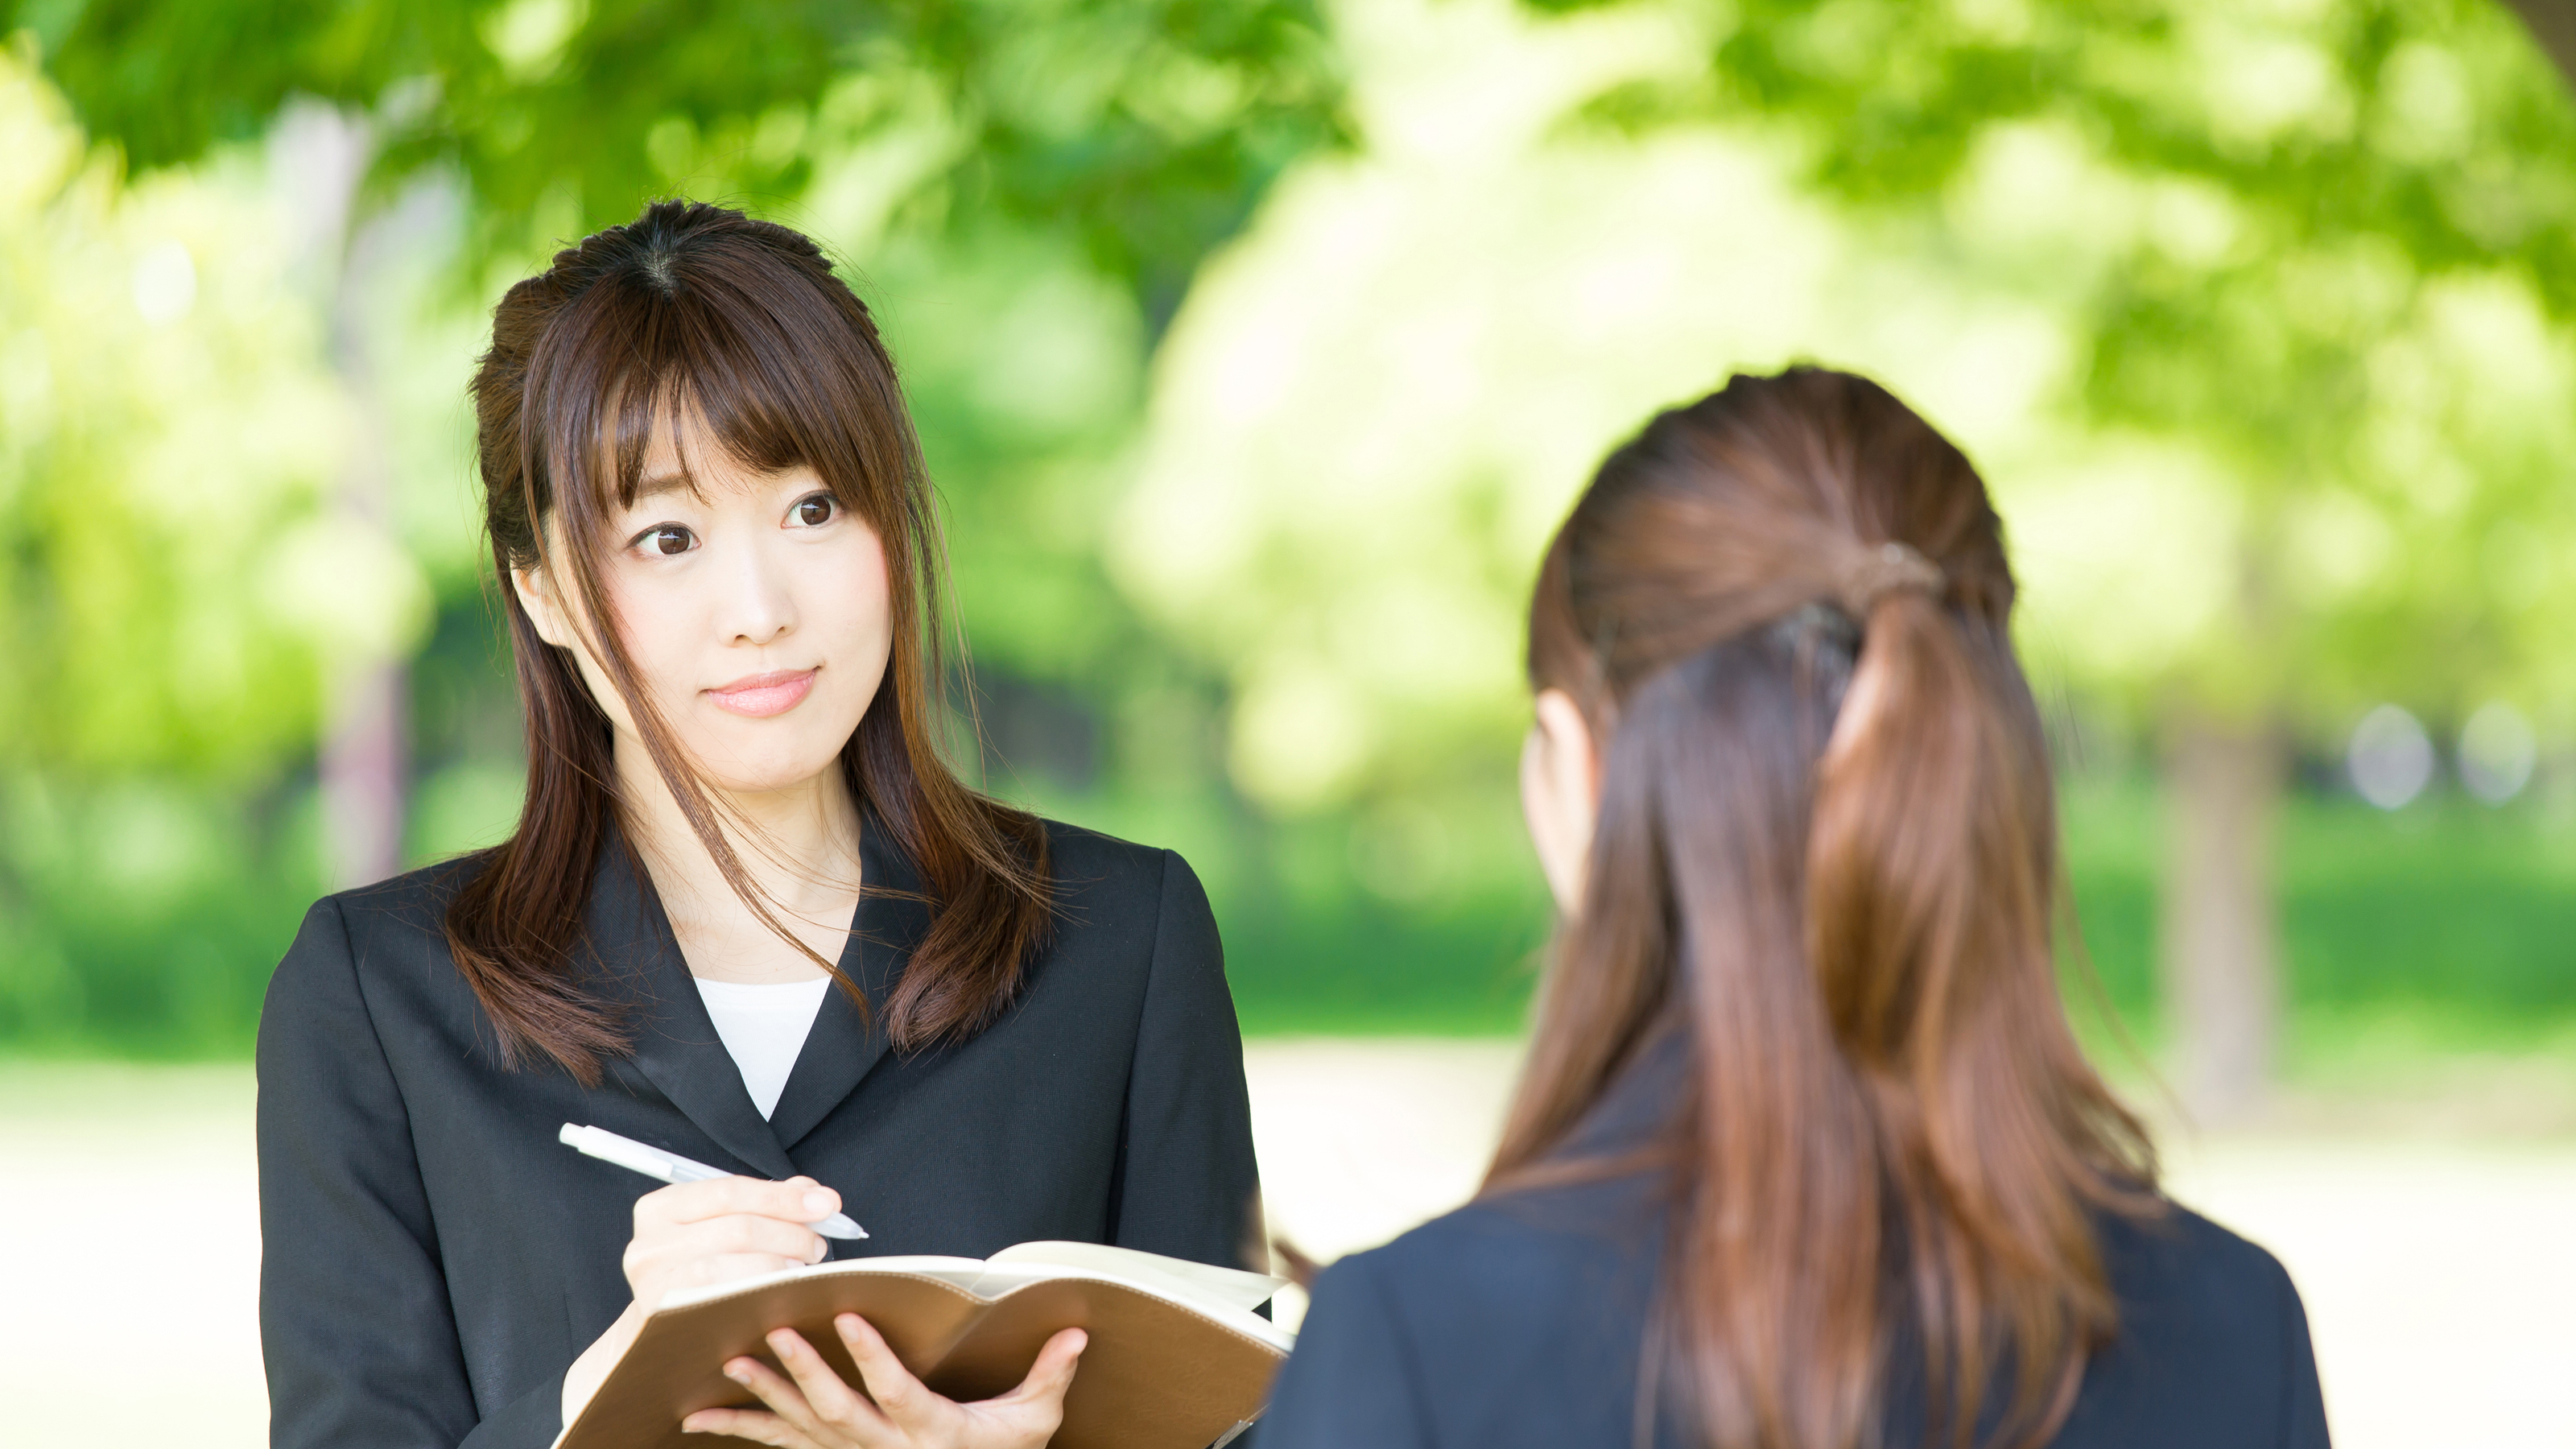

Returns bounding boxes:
[634,524,696,556]
[791,494,836,527]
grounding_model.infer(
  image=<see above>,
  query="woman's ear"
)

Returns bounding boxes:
[510,558,577,651]
[1521,687,1601,917]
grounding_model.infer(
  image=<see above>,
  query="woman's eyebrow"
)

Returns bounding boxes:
[627,470,700,506]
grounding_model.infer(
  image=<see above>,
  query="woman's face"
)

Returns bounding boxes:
[513,415,894,799]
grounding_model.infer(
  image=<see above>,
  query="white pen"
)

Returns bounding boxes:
[559,1122,867,1239]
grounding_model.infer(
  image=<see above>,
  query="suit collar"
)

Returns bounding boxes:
[768,811,922,1147]
[580,814,921,1167]
[581,836,801,1179]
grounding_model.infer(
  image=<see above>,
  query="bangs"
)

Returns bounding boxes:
[526,238,909,530]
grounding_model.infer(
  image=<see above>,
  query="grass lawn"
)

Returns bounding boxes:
[6,777,2574,1067]
[1229,776,2576,1063]
[2058,777,2576,1071]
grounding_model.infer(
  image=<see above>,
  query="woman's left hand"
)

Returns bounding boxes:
[681,1313,1087,1448]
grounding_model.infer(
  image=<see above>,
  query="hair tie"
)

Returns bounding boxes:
[1839,541,1944,616]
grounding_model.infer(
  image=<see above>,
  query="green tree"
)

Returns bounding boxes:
[6,0,1344,881]
[1120,0,2576,1113]
[0,46,419,1043]
[12,0,1341,321]
[1645,0,2576,1116]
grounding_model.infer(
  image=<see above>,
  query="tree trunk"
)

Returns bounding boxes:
[320,662,407,888]
[2503,1,2576,91]
[2161,716,2284,1124]
[279,104,408,890]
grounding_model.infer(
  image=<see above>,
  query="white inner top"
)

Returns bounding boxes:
[693,976,832,1120]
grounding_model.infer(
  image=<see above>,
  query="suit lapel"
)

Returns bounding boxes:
[582,836,800,1180]
[767,809,923,1149]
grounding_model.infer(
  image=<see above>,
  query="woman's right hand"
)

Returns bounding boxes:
[564,1175,844,1426]
[621,1175,840,1309]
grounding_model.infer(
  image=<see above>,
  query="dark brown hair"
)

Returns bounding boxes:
[446,200,1051,1083]
[1494,368,2155,1448]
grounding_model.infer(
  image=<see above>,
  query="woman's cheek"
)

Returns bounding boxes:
[608,581,704,721]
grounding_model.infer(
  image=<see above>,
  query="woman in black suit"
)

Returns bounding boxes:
[258,201,1260,1449]
[1262,369,2330,1448]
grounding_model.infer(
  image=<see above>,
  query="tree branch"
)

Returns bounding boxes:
[2503,0,2576,89]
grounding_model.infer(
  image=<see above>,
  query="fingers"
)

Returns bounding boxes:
[677,1212,831,1264]
[835,1313,935,1430]
[626,1213,829,1282]
[688,1318,1083,1445]
[637,1174,844,1231]
[765,1327,888,1442]
[691,1253,817,1287]
[998,1327,1088,1407]
[621,1180,834,1315]
[678,1404,807,1445]
[712,1351,838,1447]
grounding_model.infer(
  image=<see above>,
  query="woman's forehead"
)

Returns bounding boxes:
[617,407,816,508]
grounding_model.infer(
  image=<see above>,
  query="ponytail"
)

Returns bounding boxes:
[1498,369,2155,1449]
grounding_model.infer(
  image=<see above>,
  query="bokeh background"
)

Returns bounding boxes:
[5,0,2576,1443]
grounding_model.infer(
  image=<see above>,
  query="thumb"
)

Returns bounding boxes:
[997,1327,1087,1406]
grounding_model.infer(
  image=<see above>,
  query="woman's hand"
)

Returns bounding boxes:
[564,1176,844,1426]
[681,1314,1087,1448]
[621,1175,840,1307]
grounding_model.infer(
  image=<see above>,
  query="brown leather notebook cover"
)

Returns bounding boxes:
[555,1251,1290,1449]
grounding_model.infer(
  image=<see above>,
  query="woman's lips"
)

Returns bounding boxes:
[707,668,817,718]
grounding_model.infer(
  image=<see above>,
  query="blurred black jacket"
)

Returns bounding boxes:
[1261,1039,2331,1449]
[257,818,1259,1449]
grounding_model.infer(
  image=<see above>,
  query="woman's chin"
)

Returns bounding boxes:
[692,749,851,801]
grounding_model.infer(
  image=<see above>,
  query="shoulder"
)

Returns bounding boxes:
[1039,818,1196,902]
[2063,1199,2325,1444]
[1269,1178,1663,1447]
[312,855,491,947]
[2095,1198,2304,1326]
[1034,817,1218,952]
[263,856,492,1020]
[1355,1170,1665,1329]
[1323,1177,1662,1367]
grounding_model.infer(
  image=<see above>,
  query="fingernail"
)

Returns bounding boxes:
[802,1191,835,1215]
[724,1365,749,1382]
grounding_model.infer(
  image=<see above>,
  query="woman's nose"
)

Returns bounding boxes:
[724,541,798,646]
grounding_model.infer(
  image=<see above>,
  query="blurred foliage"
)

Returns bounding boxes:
[1686,0,2576,727]
[0,44,409,780]
[0,0,1368,1051]
[9,0,1345,316]
[7,0,2576,1056]
[1125,0,2576,823]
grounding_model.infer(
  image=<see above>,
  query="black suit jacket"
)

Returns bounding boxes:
[257,817,1260,1449]
[1261,1039,2330,1449]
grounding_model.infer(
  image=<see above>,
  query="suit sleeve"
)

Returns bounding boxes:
[1107,849,1263,1272]
[1258,1252,1439,1448]
[258,899,565,1449]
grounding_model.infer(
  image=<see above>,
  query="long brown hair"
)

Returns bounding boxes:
[446,200,1051,1084]
[1492,369,2155,1449]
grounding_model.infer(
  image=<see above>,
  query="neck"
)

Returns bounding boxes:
[612,733,864,942]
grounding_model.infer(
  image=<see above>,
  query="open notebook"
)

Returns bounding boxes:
[553,1241,1294,1449]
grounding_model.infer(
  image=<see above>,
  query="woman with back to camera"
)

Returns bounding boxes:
[1261,368,2329,1448]
[257,200,1261,1449]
